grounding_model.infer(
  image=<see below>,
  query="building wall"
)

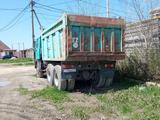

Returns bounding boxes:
[18,49,33,58]
[25,49,33,58]
[0,50,16,58]
[0,52,5,58]
[125,18,160,56]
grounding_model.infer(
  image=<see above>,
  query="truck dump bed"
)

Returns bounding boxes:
[39,14,125,61]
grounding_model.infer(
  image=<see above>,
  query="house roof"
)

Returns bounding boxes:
[20,48,33,52]
[0,40,10,50]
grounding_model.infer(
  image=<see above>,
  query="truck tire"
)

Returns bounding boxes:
[104,77,113,87]
[93,73,105,88]
[46,64,54,86]
[36,61,44,78]
[67,79,75,91]
[96,75,106,88]
[54,65,67,90]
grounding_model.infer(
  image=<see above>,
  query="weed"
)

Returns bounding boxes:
[0,58,33,65]
[96,80,160,119]
[16,79,160,119]
[32,86,70,104]
[72,106,89,120]
[17,86,29,95]
[13,62,34,66]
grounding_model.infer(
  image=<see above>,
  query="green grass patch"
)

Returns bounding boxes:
[0,58,33,65]
[17,86,29,95]
[13,62,34,66]
[96,80,160,119]
[32,86,70,104]
[16,79,160,119]
[17,85,69,106]
[72,106,90,120]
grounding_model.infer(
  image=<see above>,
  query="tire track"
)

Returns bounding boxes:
[0,102,58,120]
[0,110,31,120]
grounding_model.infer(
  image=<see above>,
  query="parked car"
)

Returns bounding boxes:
[2,55,12,59]
[2,55,17,59]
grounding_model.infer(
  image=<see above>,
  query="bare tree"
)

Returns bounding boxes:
[126,0,159,56]
[121,0,160,80]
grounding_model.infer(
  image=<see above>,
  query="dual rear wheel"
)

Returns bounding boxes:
[37,63,113,90]
[46,64,75,91]
[93,74,113,88]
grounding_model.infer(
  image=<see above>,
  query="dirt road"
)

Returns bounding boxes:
[0,64,74,120]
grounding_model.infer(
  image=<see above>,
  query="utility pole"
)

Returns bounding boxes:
[106,0,109,17]
[78,0,79,14]
[33,10,43,31]
[18,42,20,58]
[23,42,25,58]
[30,0,43,59]
[30,0,35,60]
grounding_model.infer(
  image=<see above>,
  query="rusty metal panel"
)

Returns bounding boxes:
[39,14,125,61]
[66,14,125,61]
[67,14,125,27]
[67,52,125,61]
[83,27,92,51]
[69,27,123,52]
[71,26,80,51]
[114,28,122,52]
[94,28,101,51]
[104,28,112,51]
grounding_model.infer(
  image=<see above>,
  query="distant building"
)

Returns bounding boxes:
[19,48,33,58]
[150,7,160,19]
[0,40,16,58]
[125,8,160,56]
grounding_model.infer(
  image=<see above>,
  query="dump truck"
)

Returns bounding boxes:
[35,14,125,90]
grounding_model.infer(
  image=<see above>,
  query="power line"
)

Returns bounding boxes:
[37,2,137,21]
[36,12,61,17]
[36,12,61,25]
[0,8,23,11]
[35,6,64,13]
[81,0,135,15]
[79,0,138,21]
[48,0,74,6]
[0,4,30,32]
[33,10,43,30]
[0,12,27,32]
[35,2,71,13]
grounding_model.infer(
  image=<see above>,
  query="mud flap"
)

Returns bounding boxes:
[100,69,115,87]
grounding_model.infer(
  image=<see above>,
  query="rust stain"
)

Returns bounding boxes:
[68,14,125,27]
[66,14,125,61]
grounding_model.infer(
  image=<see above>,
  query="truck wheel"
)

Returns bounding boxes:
[104,77,113,87]
[96,75,106,88]
[93,74,105,88]
[54,65,67,90]
[36,61,43,78]
[46,64,54,86]
[67,79,75,91]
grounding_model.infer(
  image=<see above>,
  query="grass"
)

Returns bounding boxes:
[13,62,34,66]
[17,80,160,120]
[17,86,70,110]
[95,80,160,119]
[0,58,34,65]
[72,106,90,120]
[17,86,29,95]
[31,86,70,104]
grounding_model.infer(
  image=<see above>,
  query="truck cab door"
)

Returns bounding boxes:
[35,37,42,60]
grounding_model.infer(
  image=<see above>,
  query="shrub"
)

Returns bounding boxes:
[117,49,160,82]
